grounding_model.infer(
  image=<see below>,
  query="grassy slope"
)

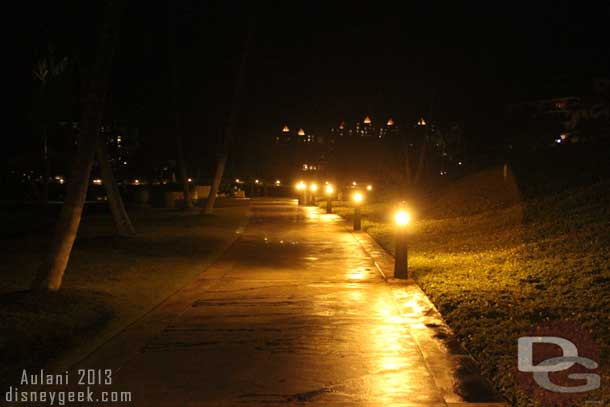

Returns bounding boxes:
[0,201,250,386]
[322,171,610,406]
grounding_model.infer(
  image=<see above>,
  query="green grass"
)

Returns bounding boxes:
[0,201,250,387]
[322,171,610,406]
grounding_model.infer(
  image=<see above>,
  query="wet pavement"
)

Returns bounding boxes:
[75,199,505,406]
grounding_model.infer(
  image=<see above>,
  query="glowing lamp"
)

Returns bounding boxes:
[394,210,411,226]
[310,183,318,192]
[325,184,334,195]
[353,192,363,204]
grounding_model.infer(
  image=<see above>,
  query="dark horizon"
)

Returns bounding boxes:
[14,1,610,172]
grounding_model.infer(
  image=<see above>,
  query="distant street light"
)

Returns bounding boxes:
[394,208,411,279]
[309,183,318,206]
[366,184,373,191]
[325,184,334,213]
[296,181,306,205]
[275,179,281,186]
[352,192,363,231]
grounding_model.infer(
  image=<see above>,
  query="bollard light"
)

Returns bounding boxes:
[394,210,410,226]
[394,209,411,279]
[308,183,318,206]
[296,181,306,205]
[325,184,334,213]
[352,192,364,230]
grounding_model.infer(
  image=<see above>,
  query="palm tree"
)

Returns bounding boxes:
[32,46,69,205]
[167,2,193,209]
[31,0,127,291]
[204,19,254,214]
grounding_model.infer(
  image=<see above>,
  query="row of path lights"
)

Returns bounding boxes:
[295,181,320,206]
[350,189,412,279]
[296,181,411,278]
[325,184,334,213]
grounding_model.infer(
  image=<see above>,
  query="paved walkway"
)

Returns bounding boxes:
[75,199,505,406]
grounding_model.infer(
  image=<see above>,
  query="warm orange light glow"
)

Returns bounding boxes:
[255,179,260,184]
[187,178,193,183]
[394,210,411,226]
[417,117,427,126]
[134,179,140,185]
[92,178,102,185]
[353,192,364,204]
[298,128,305,136]
[275,179,281,185]
[310,183,318,192]
[366,184,373,191]
[363,116,372,124]
[282,125,290,133]
[352,181,357,186]
[235,178,241,183]
[296,181,306,190]
[325,184,334,194]
[386,118,394,126]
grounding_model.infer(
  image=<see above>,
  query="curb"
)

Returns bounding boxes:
[343,221,507,407]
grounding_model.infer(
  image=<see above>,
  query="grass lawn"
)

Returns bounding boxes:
[0,200,250,387]
[322,170,610,406]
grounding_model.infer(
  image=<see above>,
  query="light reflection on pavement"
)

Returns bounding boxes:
[76,199,503,406]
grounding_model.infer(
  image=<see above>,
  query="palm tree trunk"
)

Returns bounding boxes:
[402,135,412,187]
[167,4,192,209]
[41,126,50,205]
[31,0,125,292]
[175,121,193,209]
[204,20,254,214]
[96,135,135,236]
[414,141,428,185]
[31,112,98,290]
[204,153,227,212]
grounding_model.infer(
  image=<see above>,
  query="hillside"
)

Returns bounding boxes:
[327,168,610,406]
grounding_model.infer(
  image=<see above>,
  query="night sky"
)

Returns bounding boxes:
[17,1,610,172]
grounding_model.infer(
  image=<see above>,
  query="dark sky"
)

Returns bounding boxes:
[17,0,610,169]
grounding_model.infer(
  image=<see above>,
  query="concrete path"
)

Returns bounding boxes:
[75,199,505,406]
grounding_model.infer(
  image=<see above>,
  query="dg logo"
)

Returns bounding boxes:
[516,321,602,406]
